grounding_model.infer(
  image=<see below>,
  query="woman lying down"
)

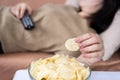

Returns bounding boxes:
[0,0,120,79]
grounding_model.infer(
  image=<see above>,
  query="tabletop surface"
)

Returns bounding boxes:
[13,69,120,80]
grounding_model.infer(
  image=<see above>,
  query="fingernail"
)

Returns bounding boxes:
[80,43,83,49]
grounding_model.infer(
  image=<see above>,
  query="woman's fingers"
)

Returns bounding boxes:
[19,5,26,18]
[75,33,103,52]
[10,3,32,19]
[16,5,21,18]
[19,3,32,18]
[81,50,104,59]
[76,33,104,65]
[11,6,19,18]
[27,5,32,15]
[85,58,101,65]
[80,43,102,53]
[77,55,101,65]
[79,35,100,48]
[75,33,92,43]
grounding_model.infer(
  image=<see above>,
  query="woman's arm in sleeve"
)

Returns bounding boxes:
[0,52,53,80]
[100,10,120,61]
[65,0,80,10]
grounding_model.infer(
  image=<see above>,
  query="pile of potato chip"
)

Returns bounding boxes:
[30,54,90,80]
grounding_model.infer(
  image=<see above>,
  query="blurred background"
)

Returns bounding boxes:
[0,0,65,9]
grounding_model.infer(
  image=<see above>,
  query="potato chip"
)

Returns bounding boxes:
[65,38,79,51]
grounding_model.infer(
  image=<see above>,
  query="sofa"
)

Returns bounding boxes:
[0,0,120,71]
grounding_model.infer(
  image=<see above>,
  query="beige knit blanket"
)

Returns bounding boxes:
[0,4,95,57]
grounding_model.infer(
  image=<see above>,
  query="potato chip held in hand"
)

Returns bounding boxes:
[65,38,79,51]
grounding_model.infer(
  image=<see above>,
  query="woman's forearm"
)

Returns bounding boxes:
[65,0,80,10]
[100,10,120,61]
[0,52,53,80]
[0,52,53,69]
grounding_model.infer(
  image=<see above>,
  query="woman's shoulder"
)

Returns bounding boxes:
[112,9,120,23]
[115,9,120,15]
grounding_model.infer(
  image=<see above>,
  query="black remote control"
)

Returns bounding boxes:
[20,12,34,30]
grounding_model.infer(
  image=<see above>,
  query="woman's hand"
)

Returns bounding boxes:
[75,33,104,65]
[10,3,32,19]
